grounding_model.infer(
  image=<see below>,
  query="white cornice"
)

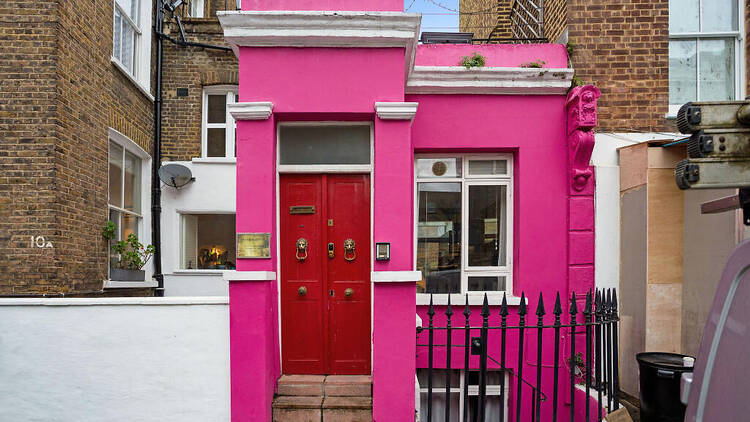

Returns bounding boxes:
[217,11,421,77]
[406,66,574,95]
[222,271,277,281]
[228,102,273,120]
[375,102,418,120]
[371,270,422,283]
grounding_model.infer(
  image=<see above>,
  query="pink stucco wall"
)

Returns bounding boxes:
[241,0,403,11]
[415,44,569,68]
[230,38,598,421]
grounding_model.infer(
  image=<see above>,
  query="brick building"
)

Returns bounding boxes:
[1,0,156,295]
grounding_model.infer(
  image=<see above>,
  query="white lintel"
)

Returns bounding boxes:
[406,66,574,95]
[375,102,419,120]
[228,102,273,120]
[217,11,421,77]
[222,270,277,281]
[371,270,422,283]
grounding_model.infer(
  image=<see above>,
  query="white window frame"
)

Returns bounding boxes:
[177,211,237,272]
[417,369,509,422]
[202,86,238,159]
[415,154,514,305]
[667,0,745,116]
[111,0,153,99]
[106,128,155,287]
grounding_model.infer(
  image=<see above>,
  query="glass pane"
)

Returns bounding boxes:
[420,393,460,422]
[468,160,507,176]
[468,396,503,422]
[123,151,140,213]
[189,0,203,17]
[117,0,138,21]
[109,209,121,270]
[416,157,462,178]
[109,142,123,207]
[207,95,226,123]
[121,213,138,240]
[207,128,226,157]
[701,0,737,31]
[669,39,697,105]
[699,38,735,101]
[121,21,136,74]
[113,10,122,61]
[177,214,237,270]
[279,125,370,165]
[417,183,461,294]
[468,185,507,267]
[417,369,461,388]
[468,276,506,291]
[669,0,698,33]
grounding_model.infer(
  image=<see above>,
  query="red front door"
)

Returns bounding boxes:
[280,174,371,375]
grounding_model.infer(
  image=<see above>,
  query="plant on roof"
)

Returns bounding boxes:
[520,59,546,68]
[460,52,486,69]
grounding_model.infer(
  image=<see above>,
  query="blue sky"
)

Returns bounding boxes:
[404,0,459,33]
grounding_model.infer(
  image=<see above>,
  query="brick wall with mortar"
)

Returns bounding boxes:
[0,0,155,295]
[459,0,511,41]
[161,0,239,162]
[544,0,566,43]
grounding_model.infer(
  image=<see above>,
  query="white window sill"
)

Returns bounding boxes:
[191,157,237,164]
[104,280,158,289]
[111,57,155,102]
[416,293,526,307]
[171,270,227,276]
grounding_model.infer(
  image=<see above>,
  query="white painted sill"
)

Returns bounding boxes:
[111,57,155,102]
[0,297,228,306]
[191,157,237,164]
[417,293,526,307]
[104,279,158,289]
[171,270,227,276]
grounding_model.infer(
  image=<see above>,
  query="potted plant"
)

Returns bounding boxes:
[102,221,155,281]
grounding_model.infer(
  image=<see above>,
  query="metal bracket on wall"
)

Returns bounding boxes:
[701,187,750,225]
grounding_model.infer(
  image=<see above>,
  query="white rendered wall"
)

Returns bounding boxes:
[591,132,680,292]
[0,297,230,422]
[161,160,236,296]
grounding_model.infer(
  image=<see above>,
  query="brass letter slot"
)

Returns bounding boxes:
[289,206,315,214]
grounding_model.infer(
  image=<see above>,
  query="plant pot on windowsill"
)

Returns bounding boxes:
[109,268,146,282]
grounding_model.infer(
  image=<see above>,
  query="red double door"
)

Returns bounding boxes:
[280,174,371,375]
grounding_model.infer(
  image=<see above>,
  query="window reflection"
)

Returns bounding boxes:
[417,183,461,293]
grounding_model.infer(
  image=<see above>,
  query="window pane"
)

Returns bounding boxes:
[468,160,507,176]
[669,0,698,33]
[121,21,136,74]
[207,95,226,123]
[279,125,370,165]
[417,369,461,388]
[468,276,506,292]
[123,151,141,213]
[417,183,461,294]
[699,38,735,101]
[701,0,737,31]
[669,39,697,105]
[121,212,138,240]
[468,185,507,267]
[420,393,460,422]
[113,10,122,61]
[181,214,237,270]
[207,128,226,157]
[109,209,121,270]
[188,0,204,17]
[109,142,123,207]
[468,396,503,422]
[417,157,462,178]
[117,0,138,22]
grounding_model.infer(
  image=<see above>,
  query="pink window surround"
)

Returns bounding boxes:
[223,7,600,419]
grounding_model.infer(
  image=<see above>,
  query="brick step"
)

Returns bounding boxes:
[273,375,373,422]
[276,375,372,397]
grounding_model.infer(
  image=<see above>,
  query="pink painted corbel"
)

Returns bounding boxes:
[566,85,601,191]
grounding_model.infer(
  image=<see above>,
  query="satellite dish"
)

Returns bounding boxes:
[159,164,194,188]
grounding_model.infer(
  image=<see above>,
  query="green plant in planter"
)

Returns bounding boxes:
[102,221,155,270]
[461,52,486,69]
[520,59,546,68]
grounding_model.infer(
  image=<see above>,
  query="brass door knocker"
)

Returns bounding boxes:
[296,238,308,261]
[343,238,356,261]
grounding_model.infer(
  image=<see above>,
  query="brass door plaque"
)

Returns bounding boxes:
[290,206,315,214]
[236,233,271,259]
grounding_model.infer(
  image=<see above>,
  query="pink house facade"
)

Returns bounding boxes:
[218,1,600,420]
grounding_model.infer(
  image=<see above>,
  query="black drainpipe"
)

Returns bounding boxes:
[151,1,232,297]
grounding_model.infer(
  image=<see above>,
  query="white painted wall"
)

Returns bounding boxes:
[0,297,230,422]
[591,132,681,292]
[161,160,236,296]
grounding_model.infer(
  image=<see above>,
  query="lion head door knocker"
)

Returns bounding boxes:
[343,238,356,262]
[295,238,308,261]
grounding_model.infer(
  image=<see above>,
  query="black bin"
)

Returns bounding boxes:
[636,352,694,422]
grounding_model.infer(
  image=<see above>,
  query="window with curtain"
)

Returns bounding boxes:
[188,0,204,17]
[416,155,513,298]
[202,87,238,158]
[113,0,140,76]
[417,369,508,421]
[108,139,143,273]
[668,0,742,114]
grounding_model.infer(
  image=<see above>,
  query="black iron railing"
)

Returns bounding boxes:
[417,289,620,422]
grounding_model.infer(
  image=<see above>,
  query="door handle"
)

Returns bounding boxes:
[345,288,354,297]
[298,286,307,296]
[296,238,308,261]
[328,242,335,259]
[344,238,356,261]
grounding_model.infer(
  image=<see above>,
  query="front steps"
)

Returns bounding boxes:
[272,375,372,422]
